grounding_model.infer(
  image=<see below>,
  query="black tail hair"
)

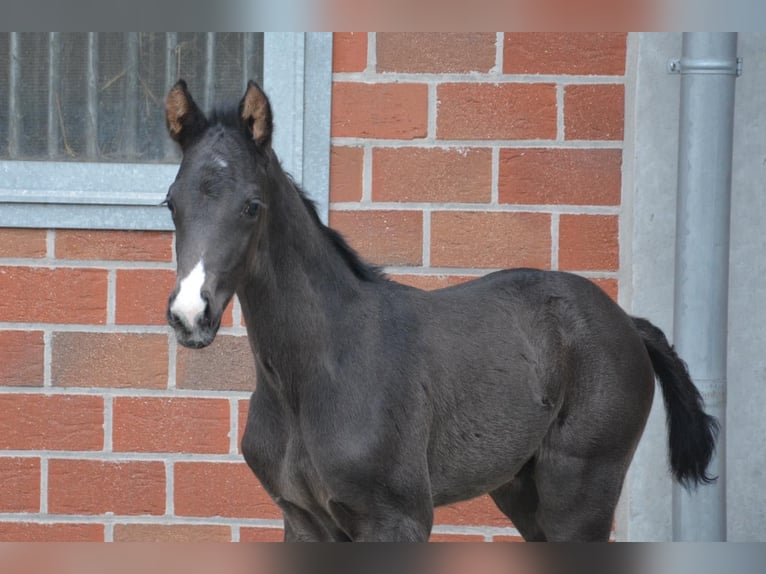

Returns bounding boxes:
[632,316,719,489]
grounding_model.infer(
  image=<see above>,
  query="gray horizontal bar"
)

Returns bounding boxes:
[0,160,178,193]
[0,191,165,206]
[0,203,174,231]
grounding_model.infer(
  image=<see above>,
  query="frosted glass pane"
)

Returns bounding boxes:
[0,32,264,163]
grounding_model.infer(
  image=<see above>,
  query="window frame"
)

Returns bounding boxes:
[0,32,332,230]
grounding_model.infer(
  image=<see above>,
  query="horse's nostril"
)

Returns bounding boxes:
[167,306,184,330]
[199,292,213,327]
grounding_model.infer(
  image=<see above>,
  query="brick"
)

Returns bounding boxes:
[239,527,284,542]
[333,32,367,72]
[565,84,625,140]
[591,277,618,302]
[388,274,476,291]
[0,522,104,541]
[430,212,551,269]
[116,269,234,327]
[176,335,256,392]
[0,331,44,387]
[331,83,428,139]
[0,457,40,512]
[434,495,510,527]
[113,524,231,542]
[113,397,230,454]
[330,146,364,203]
[372,148,491,203]
[430,532,487,542]
[436,83,557,140]
[498,149,622,206]
[329,210,423,266]
[0,394,103,451]
[55,230,173,262]
[0,267,107,324]
[558,214,619,272]
[174,462,280,519]
[377,33,496,73]
[503,33,627,75]
[0,228,47,258]
[48,459,165,515]
[115,269,176,326]
[52,332,168,389]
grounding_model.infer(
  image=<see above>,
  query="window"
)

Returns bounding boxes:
[0,32,332,229]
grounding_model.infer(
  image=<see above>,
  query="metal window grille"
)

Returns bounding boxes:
[0,32,264,163]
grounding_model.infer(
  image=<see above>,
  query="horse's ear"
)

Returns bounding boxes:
[239,81,273,148]
[165,79,206,148]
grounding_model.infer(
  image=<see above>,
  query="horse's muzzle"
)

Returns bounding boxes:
[166,291,220,349]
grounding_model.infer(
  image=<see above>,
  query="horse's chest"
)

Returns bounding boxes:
[246,419,328,513]
[276,436,327,508]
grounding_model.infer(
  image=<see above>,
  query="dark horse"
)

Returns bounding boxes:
[163,80,717,541]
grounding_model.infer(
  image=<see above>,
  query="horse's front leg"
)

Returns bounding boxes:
[327,491,433,542]
[280,500,349,542]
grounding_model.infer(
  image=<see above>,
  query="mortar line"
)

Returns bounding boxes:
[330,202,621,215]
[0,387,253,399]
[427,83,437,140]
[0,259,176,269]
[39,456,48,514]
[106,269,117,325]
[332,72,626,85]
[367,32,376,73]
[329,138,623,150]
[1,450,253,462]
[0,324,164,333]
[229,398,239,455]
[43,331,53,388]
[557,84,566,141]
[232,296,243,328]
[231,524,240,542]
[103,395,113,452]
[383,266,618,279]
[493,33,504,75]
[0,514,287,528]
[490,147,500,205]
[104,521,115,542]
[46,230,56,258]
[422,210,431,269]
[167,332,178,390]
[0,323,247,336]
[165,460,174,516]
[362,145,373,202]
[551,213,560,270]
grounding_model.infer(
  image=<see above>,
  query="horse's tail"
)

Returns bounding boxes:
[632,316,719,489]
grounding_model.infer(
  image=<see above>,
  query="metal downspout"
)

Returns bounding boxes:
[670,32,739,541]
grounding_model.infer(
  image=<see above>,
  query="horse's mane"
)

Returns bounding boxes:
[295,183,387,283]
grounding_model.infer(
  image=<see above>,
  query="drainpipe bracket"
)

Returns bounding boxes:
[667,57,742,76]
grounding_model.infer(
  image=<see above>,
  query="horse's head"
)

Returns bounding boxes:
[164,79,272,348]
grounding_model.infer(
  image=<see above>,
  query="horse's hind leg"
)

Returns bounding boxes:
[490,458,547,541]
[533,447,626,542]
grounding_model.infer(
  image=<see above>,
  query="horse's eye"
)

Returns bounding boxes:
[244,200,260,217]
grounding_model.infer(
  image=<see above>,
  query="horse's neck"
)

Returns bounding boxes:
[238,178,358,369]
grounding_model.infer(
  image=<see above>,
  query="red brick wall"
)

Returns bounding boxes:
[330,32,623,300]
[0,32,625,542]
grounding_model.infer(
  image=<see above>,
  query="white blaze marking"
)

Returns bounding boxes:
[214,156,228,169]
[171,260,206,331]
